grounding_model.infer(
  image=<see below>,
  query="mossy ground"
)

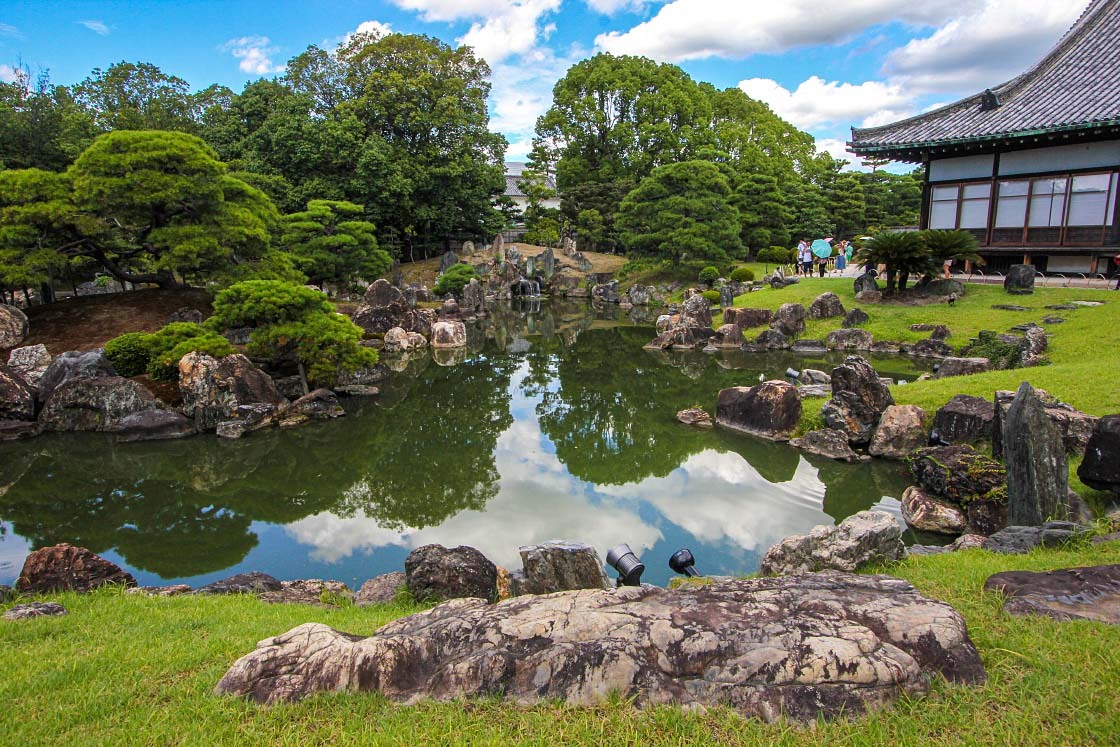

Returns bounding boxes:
[3,539,1119,745]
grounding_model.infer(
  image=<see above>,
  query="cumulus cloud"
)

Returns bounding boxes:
[596,0,982,61]
[884,0,1084,94]
[738,75,914,130]
[77,20,111,36]
[0,23,21,38]
[390,0,561,64]
[221,36,286,75]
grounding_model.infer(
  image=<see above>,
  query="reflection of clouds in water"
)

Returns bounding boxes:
[286,362,662,569]
[0,523,31,580]
[600,451,830,553]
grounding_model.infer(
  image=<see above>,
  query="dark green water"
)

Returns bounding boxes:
[0,301,933,589]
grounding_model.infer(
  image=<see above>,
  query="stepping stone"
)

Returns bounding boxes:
[1070,300,1103,307]
[984,564,1120,624]
[1045,304,1078,310]
[991,304,1029,311]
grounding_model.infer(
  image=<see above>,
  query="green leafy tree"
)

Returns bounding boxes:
[208,280,376,391]
[68,130,280,288]
[0,169,87,300]
[0,67,95,171]
[735,171,791,254]
[825,173,867,239]
[70,61,198,133]
[282,199,392,288]
[616,160,741,264]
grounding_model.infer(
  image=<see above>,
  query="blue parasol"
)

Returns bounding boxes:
[811,239,833,258]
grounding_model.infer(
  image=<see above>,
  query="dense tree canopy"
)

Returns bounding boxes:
[281,199,390,289]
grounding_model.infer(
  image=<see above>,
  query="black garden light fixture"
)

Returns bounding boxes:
[669,548,701,577]
[605,543,645,586]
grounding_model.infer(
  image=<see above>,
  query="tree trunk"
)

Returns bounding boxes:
[897,271,909,293]
[296,361,310,396]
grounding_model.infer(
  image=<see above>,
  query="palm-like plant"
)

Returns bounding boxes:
[921,229,984,268]
[852,231,929,294]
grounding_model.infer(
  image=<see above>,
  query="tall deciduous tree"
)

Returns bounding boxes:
[70,61,198,133]
[616,160,741,264]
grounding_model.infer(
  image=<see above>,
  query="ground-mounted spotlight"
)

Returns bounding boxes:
[669,548,701,577]
[785,367,800,379]
[605,543,645,586]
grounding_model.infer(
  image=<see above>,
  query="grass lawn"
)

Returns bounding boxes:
[719,276,1120,418]
[2,540,1119,745]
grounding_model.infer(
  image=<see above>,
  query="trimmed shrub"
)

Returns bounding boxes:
[146,334,234,382]
[698,266,720,285]
[729,266,755,282]
[104,332,155,377]
[434,263,481,297]
[701,289,721,303]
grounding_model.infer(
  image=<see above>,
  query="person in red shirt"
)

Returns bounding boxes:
[1113,254,1120,290]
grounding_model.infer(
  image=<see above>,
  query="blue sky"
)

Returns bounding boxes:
[1,1,1090,170]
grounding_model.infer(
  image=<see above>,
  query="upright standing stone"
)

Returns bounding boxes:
[1003,264,1035,294]
[1004,382,1068,525]
[438,251,459,274]
[538,247,556,280]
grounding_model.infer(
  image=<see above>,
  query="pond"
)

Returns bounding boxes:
[0,301,937,589]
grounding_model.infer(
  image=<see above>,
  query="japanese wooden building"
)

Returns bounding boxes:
[849,0,1120,274]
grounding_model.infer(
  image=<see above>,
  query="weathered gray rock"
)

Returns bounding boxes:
[715,380,802,441]
[517,541,611,596]
[430,320,467,348]
[1004,383,1068,525]
[437,252,459,275]
[0,364,36,420]
[259,579,353,607]
[277,388,345,428]
[935,357,990,378]
[16,543,136,594]
[743,329,789,351]
[722,307,771,329]
[1018,327,1048,367]
[458,278,485,315]
[405,544,497,603]
[797,384,831,398]
[39,376,160,431]
[825,328,873,351]
[798,369,831,385]
[6,344,51,391]
[676,407,713,429]
[0,419,42,441]
[769,303,806,337]
[916,279,965,297]
[214,571,985,720]
[125,584,193,597]
[706,324,743,349]
[900,486,967,535]
[1003,264,1035,294]
[993,389,1098,457]
[38,349,116,401]
[198,572,284,595]
[112,409,197,442]
[626,284,655,306]
[791,339,827,354]
[761,510,905,575]
[363,279,405,308]
[167,307,205,324]
[0,304,29,349]
[868,404,927,459]
[789,428,865,462]
[382,327,428,353]
[930,395,994,446]
[679,294,712,328]
[908,445,1005,505]
[215,403,279,439]
[1078,415,1120,493]
[356,572,407,606]
[855,290,883,304]
[981,522,1090,554]
[179,352,285,432]
[906,339,953,358]
[910,324,951,339]
[821,356,894,446]
[807,292,845,320]
[853,272,880,295]
[984,565,1120,624]
[591,281,621,305]
[4,602,67,620]
[842,308,870,328]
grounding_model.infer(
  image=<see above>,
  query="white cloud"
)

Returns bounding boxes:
[78,19,110,36]
[0,23,21,38]
[221,36,286,75]
[884,0,1084,94]
[595,0,982,61]
[489,44,584,144]
[738,75,914,130]
[585,0,653,14]
[0,64,19,84]
[391,0,561,64]
[353,20,394,38]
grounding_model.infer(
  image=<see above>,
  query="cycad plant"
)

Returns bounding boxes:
[852,231,929,294]
[921,229,983,272]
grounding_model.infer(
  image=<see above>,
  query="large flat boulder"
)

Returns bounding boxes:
[38,349,117,401]
[868,404,926,459]
[405,544,497,603]
[908,445,1005,504]
[6,344,51,392]
[16,543,135,594]
[517,541,610,595]
[930,394,994,445]
[760,510,904,575]
[715,380,801,441]
[984,565,1120,624]
[215,571,985,720]
[39,376,160,431]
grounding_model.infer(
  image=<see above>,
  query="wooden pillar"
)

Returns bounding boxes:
[1022,254,1031,265]
[1090,256,1100,274]
[965,259,973,273]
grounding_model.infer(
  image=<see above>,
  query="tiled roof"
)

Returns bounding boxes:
[504,162,557,198]
[850,0,1120,161]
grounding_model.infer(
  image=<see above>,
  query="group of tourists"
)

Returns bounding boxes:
[795,238,853,277]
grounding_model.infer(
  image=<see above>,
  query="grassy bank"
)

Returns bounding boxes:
[2,541,1119,745]
[720,278,1120,417]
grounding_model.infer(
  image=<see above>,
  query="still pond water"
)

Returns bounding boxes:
[0,301,936,589]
